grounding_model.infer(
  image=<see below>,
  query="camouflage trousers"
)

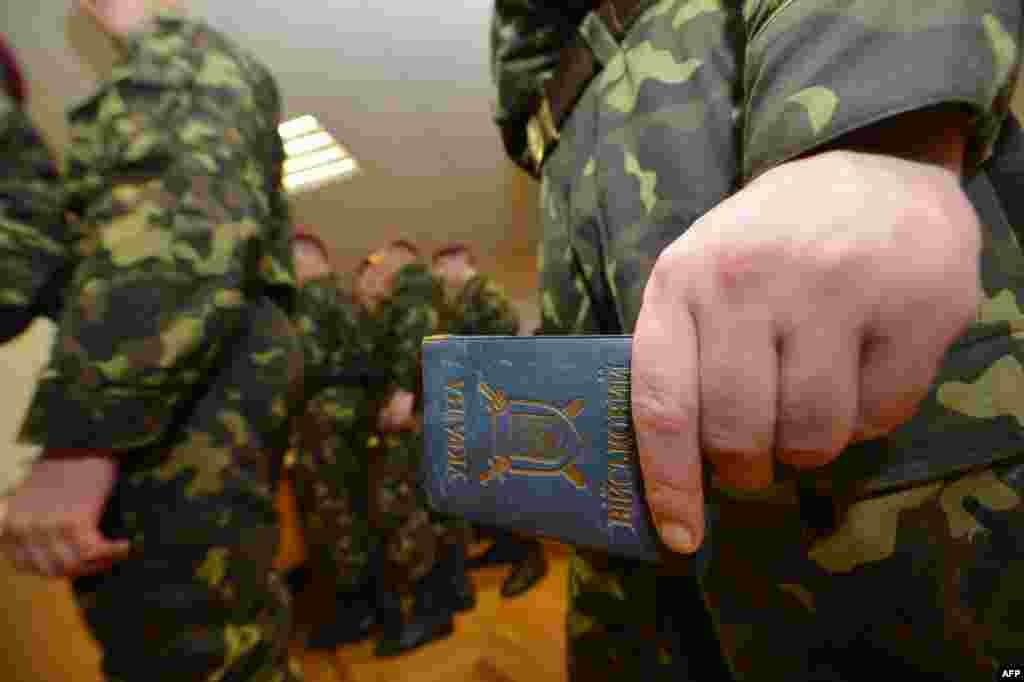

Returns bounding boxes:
[368,429,447,591]
[291,384,377,593]
[71,298,303,682]
[568,454,1024,681]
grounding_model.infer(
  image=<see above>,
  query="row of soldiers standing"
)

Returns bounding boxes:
[286,233,547,657]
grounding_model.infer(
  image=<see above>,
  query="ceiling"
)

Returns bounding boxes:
[4,3,1023,319]
[2,0,542,312]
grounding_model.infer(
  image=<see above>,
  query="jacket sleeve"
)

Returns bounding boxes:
[491,0,591,173]
[380,263,440,394]
[0,89,73,342]
[295,277,380,395]
[294,278,342,400]
[17,12,291,453]
[740,1,1022,180]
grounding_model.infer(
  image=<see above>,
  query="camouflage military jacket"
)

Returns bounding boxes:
[493,1,1024,493]
[376,265,523,393]
[294,275,377,398]
[0,90,69,328]
[14,13,297,452]
[375,262,443,395]
[445,273,521,336]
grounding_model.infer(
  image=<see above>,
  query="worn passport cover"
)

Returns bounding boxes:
[421,334,661,561]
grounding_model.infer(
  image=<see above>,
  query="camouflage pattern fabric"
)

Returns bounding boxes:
[491,1,1024,679]
[439,273,522,546]
[73,296,302,682]
[5,13,303,681]
[291,276,380,591]
[18,11,296,452]
[368,265,523,587]
[445,273,521,337]
[368,429,440,587]
[0,72,70,492]
[377,262,442,394]
[290,262,446,594]
[366,261,444,589]
[0,89,71,332]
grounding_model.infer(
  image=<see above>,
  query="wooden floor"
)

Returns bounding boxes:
[291,541,571,682]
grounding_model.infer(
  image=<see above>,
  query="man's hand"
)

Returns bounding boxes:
[378,389,417,432]
[0,455,131,578]
[631,148,982,554]
[79,0,182,40]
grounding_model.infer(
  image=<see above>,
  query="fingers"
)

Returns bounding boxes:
[379,390,417,432]
[24,543,57,577]
[855,282,978,440]
[631,289,704,554]
[0,517,61,577]
[50,523,84,575]
[774,320,860,468]
[61,526,131,578]
[695,306,777,490]
[7,545,31,573]
[0,516,130,578]
[853,332,943,440]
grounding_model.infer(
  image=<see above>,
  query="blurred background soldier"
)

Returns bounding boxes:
[430,243,548,598]
[287,226,385,651]
[360,240,462,657]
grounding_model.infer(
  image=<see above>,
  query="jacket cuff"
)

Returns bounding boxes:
[17,377,180,451]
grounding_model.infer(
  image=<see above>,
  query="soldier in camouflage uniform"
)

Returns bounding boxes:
[492,1,1024,680]
[358,241,465,657]
[0,4,303,680]
[286,227,387,651]
[431,243,550,599]
[368,241,542,653]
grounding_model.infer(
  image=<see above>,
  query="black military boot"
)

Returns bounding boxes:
[448,538,476,612]
[468,527,528,569]
[283,563,312,597]
[372,585,407,656]
[500,537,548,598]
[306,575,379,650]
[375,560,457,657]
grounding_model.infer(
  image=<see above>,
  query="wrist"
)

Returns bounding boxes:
[800,104,971,178]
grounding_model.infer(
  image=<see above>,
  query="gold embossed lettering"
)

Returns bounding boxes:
[445,381,468,482]
[606,366,635,531]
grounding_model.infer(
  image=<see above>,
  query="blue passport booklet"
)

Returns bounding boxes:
[421,334,662,561]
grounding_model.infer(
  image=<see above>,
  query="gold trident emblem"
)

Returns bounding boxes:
[478,382,587,490]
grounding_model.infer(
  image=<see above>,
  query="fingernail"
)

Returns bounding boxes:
[660,523,696,554]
